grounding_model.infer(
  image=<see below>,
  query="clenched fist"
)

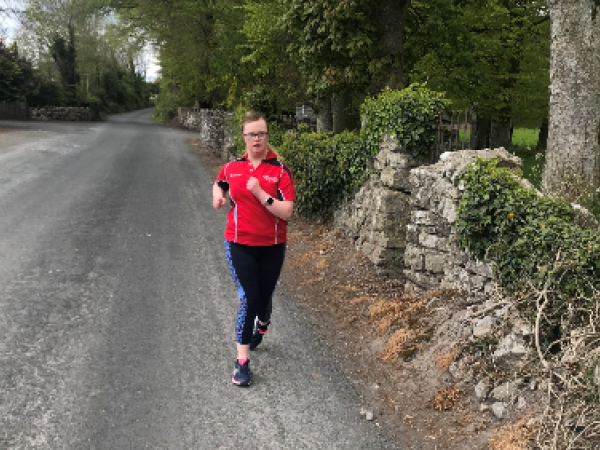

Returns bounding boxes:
[213,197,227,209]
[247,177,263,197]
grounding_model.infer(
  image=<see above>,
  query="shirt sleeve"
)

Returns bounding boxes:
[216,164,229,191]
[278,164,296,201]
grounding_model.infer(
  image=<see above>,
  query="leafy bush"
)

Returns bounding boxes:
[456,159,573,259]
[456,159,600,349]
[151,87,179,122]
[27,81,67,107]
[275,84,450,219]
[361,84,450,160]
[243,86,280,123]
[279,129,369,219]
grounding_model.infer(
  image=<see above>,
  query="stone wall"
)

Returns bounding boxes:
[404,148,521,295]
[333,136,419,276]
[188,108,597,298]
[29,106,94,121]
[177,108,231,157]
[334,141,526,294]
[335,144,600,297]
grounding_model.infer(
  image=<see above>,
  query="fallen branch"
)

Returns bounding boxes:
[535,288,551,370]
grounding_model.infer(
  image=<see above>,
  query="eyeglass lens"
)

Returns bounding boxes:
[244,132,268,139]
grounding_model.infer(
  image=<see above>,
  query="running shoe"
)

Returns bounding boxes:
[250,319,270,350]
[232,360,252,386]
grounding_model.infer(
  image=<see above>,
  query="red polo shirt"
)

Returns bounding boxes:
[216,151,296,246]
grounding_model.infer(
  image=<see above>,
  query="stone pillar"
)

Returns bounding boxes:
[333,135,419,276]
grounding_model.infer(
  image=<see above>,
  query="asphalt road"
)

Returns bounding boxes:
[0,110,402,449]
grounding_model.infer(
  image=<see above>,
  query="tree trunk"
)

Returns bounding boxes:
[475,117,491,150]
[537,117,549,150]
[315,97,333,133]
[489,119,512,149]
[368,0,410,92]
[542,0,600,198]
[469,103,479,150]
[331,93,358,133]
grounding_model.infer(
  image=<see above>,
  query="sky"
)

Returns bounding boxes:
[145,46,160,81]
[0,11,19,40]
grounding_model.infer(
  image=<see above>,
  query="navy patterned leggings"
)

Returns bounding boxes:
[224,240,286,345]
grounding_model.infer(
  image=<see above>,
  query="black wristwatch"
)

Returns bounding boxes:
[263,196,274,206]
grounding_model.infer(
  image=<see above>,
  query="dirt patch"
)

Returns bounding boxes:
[189,137,529,450]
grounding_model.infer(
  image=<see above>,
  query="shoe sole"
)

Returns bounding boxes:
[232,377,252,387]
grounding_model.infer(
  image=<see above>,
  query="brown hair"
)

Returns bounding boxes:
[241,110,268,133]
[241,110,279,157]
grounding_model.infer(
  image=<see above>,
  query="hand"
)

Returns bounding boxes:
[246,177,263,197]
[213,197,227,209]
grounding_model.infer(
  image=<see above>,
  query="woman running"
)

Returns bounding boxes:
[212,110,296,386]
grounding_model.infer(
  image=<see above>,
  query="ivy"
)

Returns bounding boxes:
[456,159,600,349]
[275,84,449,219]
[361,84,451,160]
[455,159,573,259]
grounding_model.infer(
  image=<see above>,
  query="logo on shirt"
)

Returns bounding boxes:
[263,175,279,183]
[229,173,242,178]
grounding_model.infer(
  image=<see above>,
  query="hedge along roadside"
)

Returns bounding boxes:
[361,83,450,161]
[277,85,451,220]
[456,159,600,353]
[278,128,368,219]
[223,85,450,220]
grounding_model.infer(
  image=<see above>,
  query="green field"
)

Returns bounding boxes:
[510,128,543,188]
[455,127,543,187]
[456,127,539,149]
[512,128,539,148]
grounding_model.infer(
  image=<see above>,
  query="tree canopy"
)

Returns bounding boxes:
[1,0,154,114]
[104,0,550,135]
[3,0,557,144]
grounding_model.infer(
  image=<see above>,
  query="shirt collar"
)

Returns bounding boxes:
[241,150,277,161]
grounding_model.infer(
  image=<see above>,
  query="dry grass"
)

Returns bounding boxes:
[436,350,459,370]
[369,300,400,321]
[288,231,305,241]
[380,328,412,361]
[292,251,320,268]
[299,278,320,287]
[339,284,361,294]
[488,416,536,450]
[376,315,397,334]
[317,241,335,252]
[431,386,462,411]
[315,259,329,270]
[351,296,375,304]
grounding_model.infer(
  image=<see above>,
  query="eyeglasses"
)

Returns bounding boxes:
[242,132,269,140]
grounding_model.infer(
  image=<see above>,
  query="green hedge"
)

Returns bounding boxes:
[225,85,450,220]
[456,159,574,260]
[278,129,369,219]
[361,84,450,160]
[276,85,450,219]
[456,159,600,349]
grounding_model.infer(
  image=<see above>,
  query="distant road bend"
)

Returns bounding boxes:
[0,109,401,449]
